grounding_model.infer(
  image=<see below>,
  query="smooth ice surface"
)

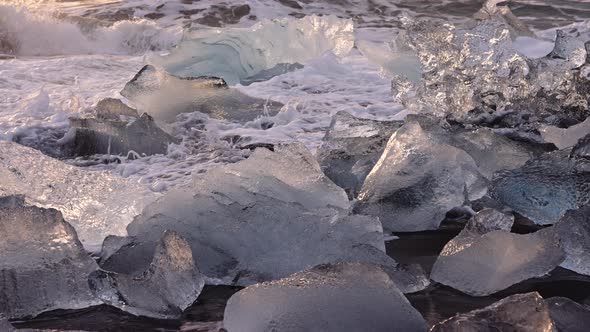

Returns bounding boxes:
[223,262,428,332]
[547,297,590,332]
[491,151,590,225]
[431,292,556,332]
[541,118,590,150]
[120,65,282,123]
[89,231,204,319]
[316,111,403,198]
[0,141,154,251]
[431,228,564,296]
[555,206,590,276]
[123,144,400,285]
[150,15,354,85]
[355,121,487,232]
[0,202,100,319]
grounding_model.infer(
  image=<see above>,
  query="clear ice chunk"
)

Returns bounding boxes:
[89,231,204,319]
[431,292,556,331]
[223,262,428,332]
[555,206,590,276]
[0,202,100,319]
[431,228,564,296]
[95,98,139,120]
[316,111,403,198]
[355,121,487,232]
[472,0,535,37]
[547,297,590,332]
[541,118,590,150]
[150,15,354,85]
[120,65,283,123]
[0,141,154,251]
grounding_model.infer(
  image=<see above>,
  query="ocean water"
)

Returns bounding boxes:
[2,0,590,330]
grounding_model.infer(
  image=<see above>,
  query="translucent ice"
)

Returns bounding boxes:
[0,319,15,331]
[316,111,403,198]
[491,151,590,225]
[547,297,590,332]
[431,292,556,331]
[223,262,428,332]
[541,118,590,150]
[120,65,283,123]
[89,231,204,319]
[123,144,400,285]
[472,0,535,37]
[355,121,487,232]
[555,206,590,276]
[573,134,590,158]
[0,202,100,319]
[431,228,564,296]
[0,141,154,251]
[150,15,354,85]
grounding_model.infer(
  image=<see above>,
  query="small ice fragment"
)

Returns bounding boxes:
[572,134,590,158]
[541,118,590,150]
[555,206,590,276]
[547,297,590,332]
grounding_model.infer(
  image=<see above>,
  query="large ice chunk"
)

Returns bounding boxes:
[355,121,487,232]
[555,206,590,276]
[120,65,283,123]
[491,151,590,225]
[316,111,403,198]
[0,141,154,251]
[431,292,556,331]
[0,202,100,319]
[547,297,590,332]
[150,15,354,85]
[431,228,564,296]
[121,144,402,285]
[223,262,428,332]
[541,118,590,150]
[89,231,204,319]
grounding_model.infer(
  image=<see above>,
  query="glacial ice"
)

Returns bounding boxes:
[95,98,139,120]
[223,262,428,332]
[355,121,487,232]
[472,0,535,38]
[555,206,590,276]
[573,134,590,158]
[0,319,15,331]
[120,144,407,286]
[491,150,590,225]
[316,111,403,198]
[0,141,153,251]
[430,228,564,296]
[89,231,204,319]
[0,201,100,319]
[547,297,590,332]
[541,118,590,150]
[120,65,283,123]
[431,292,556,332]
[150,15,354,85]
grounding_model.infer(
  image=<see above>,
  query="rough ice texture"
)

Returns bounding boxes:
[95,98,139,120]
[0,202,100,319]
[555,206,590,276]
[223,262,428,332]
[491,150,590,225]
[355,121,487,232]
[316,111,403,198]
[431,292,556,332]
[0,319,15,331]
[150,15,354,85]
[89,231,204,319]
[541,118,590,150]
[0,141,154,251]
[119,144,406,286]
[547,297,590,332]
[120,65,283,123]
[431,228,564,296]
[572,133,590,159]
[472,0,535,37]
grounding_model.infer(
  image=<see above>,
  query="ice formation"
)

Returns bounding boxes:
[150,15,354,85]
[0,141,154,251]
[555,206,590,276]
[472,0,535,37]
[316,111,403,198]
[223,262,428,332]
[431,292,556,332]
[573,134,590,158]
[0,201,100,319]
[0,319,15,331]
[120,65,283,123]
[547,297,590,332]
[431,228,564,296]
[117,144,411,286]
[355,121,487,232]
[89,231,204,319]
[491,150,590,225]
[541,118,590,150]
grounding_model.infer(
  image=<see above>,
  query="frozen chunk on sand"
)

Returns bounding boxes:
[555,206,590,276]
[431,228,564,296]
[223,262,427,332]
[0,202,100,319]
[89,231,204,319]
[355,121,487,232]
[431,292,556,332]
[547,297,590,332]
